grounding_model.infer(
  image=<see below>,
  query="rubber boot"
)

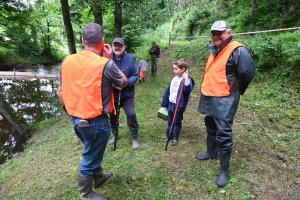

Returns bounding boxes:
[107,127,120,145]
[151,67,154,76]
[78,172,109,200]
[93,166,113,189]
[154,68,157,76]
[172,132,179,146]
[142,77,145,82]
[163,131,173,143]
[196,135,219,160]
[139,79,142,84]
[216,151,231,187]
[131,130,139,150]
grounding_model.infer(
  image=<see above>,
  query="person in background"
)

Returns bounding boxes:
[57,23,128,199]
[138,56,148,83]
[107,37,140,150]
[196,20,255,187]
[149,41,160,76]
[161,58,194,146]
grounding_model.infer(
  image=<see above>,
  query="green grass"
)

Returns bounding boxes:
[0,43,299,200]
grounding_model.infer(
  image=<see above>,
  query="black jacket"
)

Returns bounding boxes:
[149,45,160,58]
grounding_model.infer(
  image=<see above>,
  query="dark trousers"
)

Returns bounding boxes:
[204,116,233,153]
[166,102,184,136]
[151,57,159,75]
[110,97,139,131]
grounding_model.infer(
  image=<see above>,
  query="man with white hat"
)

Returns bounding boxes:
[196,20,256,187]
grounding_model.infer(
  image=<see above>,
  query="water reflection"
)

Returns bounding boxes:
[0,64,62,164]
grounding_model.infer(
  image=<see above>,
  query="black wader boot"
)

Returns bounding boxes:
[93,166,113,189]
[154,68,157,76]
[196,135,219,160]
[78,172,109,200]
[131,130,139,150]
[216,151,231,187]
[151,67,154,76]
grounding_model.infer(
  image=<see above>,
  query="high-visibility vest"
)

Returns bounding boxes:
[201,41,246,97]
[62,50,114,119]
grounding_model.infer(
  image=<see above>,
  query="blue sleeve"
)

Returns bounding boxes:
[183,76,194,94]
[127,56,139,87]
[161,84,170,107]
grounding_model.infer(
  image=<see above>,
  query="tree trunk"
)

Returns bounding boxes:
[45,18,53,60]
[114,1,122,37]
[60,0,76,54]
[250,0,256,17]
[93,0,103,26]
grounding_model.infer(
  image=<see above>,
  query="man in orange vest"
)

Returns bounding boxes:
[196,20,255,187]
[57,23,128,200]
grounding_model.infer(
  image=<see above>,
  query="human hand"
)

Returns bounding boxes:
[113,85,123,90]
[103,43,112,59]
[183,70,189,80]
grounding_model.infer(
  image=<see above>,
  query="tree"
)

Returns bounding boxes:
[250,0,256,17]
[114,1,122,37]
[60,0,76,54]
[93,0,103,26]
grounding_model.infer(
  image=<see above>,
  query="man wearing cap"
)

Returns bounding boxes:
[196,20,255,187]
[107,37,140,150]
[58,23,128,199]
[149,42,160,76]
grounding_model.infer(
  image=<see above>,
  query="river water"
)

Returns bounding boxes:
[0,64,62,164]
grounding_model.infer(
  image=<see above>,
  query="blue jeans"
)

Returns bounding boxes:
[72,115,110,176]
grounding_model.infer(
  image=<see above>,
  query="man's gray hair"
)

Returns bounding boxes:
[82,23,104,47]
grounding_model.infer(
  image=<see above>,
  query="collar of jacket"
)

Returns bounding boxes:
[113,51,126,60]
[211,36,234,55]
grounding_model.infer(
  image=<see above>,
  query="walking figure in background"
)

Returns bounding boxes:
[196,20,255,187]
[161,58,194,146]
[57,23,128,199]
[108,38,140,150]
[138,56,148,83]
[149,41,160,76]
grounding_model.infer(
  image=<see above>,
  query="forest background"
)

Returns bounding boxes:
[0,0,299,199]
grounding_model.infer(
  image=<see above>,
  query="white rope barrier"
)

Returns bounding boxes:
[175,27,300,39]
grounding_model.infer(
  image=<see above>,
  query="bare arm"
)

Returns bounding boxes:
[57,85,64,106]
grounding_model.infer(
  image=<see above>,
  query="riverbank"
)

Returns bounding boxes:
[0,44,299,199]
[0,47,63,71]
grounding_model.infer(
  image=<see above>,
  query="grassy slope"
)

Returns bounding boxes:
[0,43,299,200]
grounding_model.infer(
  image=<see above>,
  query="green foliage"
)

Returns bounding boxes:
[251,36,284,70]
[247,31,300,71]
[0,48,26,68]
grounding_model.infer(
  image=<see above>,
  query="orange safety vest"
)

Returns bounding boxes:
[201,41,246,97]
[62,50,115,119]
